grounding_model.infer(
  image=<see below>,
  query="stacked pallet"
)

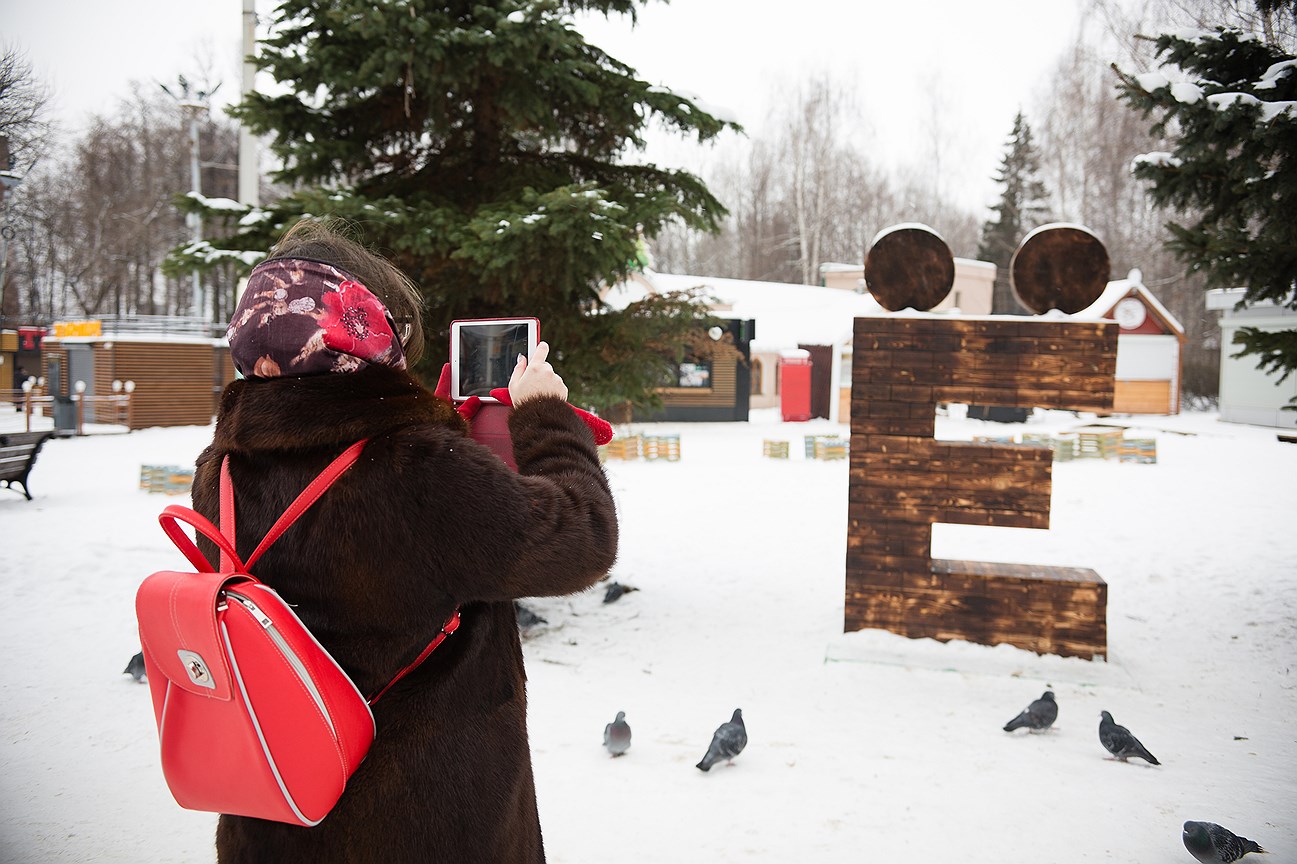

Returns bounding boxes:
[804,435,849,460]
[1021,433,1078,462]
[642,434,681,462]
[1072,425,1125,459]
[814,437,848,460]
[1117,437,1158,464]
[599,435,640,462]
[845,315,1117,659]
[762,439,790,459]
[139,465,195,495]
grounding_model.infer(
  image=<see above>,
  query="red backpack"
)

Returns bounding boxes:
[135,439,459,826]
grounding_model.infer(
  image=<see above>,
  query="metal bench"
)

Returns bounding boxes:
[0,431,54,501]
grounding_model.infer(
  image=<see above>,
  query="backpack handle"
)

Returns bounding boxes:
[159,505,247,573]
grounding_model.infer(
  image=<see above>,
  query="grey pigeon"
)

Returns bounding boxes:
[1098,710,1159,764]
[603,711,631,757]
[514,601,548,630]
[603,581,639,604]
[696,708,746,772]
[123,651,146,683]
[1183,821,1266,863]
[1003,690,1057,733]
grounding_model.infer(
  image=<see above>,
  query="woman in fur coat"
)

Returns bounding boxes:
[191,221,618,863]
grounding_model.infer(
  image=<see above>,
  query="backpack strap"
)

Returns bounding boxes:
[219,438,461,706]
[368,608,461,705]
[219,439,369,570]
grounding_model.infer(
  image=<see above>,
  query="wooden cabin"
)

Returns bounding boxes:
[1075,271,1186,415]
[39,321,233,429]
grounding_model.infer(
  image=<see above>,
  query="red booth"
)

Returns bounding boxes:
[779,349,812,422]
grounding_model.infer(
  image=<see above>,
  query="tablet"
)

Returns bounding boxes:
[449,317,539,402]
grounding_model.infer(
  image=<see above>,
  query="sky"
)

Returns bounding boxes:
[2,402,1294,862]
[6,0,1093,213]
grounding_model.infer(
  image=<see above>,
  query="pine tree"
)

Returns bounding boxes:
[171,0,739,412]
[1113,9,1297,400]
[977,110,1051,314]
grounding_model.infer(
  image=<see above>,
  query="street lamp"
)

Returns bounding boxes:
[161,76,219,322]
[0,151,22,322]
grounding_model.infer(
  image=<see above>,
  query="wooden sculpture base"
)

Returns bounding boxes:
[845,559,1107,660]
[845,314,1118,661]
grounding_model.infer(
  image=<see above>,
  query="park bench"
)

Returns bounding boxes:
[0,431,54,501]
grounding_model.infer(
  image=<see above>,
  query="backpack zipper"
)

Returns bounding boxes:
[223,590,337,738]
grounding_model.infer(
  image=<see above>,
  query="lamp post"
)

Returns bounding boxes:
[74,379,86,436]
[162,77,217,321]
[0,156,21,319]
[22,377,33,432]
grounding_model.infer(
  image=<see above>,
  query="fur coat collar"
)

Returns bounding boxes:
[212,365,465,454]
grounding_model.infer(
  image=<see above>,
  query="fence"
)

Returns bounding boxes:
[5,386,133,434]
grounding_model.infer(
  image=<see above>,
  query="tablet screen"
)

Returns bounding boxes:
[457,321,533,398]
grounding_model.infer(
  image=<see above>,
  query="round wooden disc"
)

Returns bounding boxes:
[863,225,954,312]
[1010,224,1110,314]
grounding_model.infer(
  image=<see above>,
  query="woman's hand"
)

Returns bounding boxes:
[508,341,568,406]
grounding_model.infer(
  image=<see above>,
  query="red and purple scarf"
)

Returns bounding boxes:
[227,257,406,378]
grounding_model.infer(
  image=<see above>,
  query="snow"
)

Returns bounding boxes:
[1170,81,1204,104]
[1134,71,1170,92]
[1132,150,1183,170]
[1259,59,1296,86]
[603,271,884,352]
[1,406,1294,863]
[1074,274,1186,335]
[1207,91,1262,111]
[184,192,246,213]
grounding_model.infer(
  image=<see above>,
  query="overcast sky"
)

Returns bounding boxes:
[8,0,1091,213]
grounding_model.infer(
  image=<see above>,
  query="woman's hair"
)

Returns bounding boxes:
[269,219,426,365]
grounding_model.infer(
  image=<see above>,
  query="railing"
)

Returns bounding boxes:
[2,314,227,339]
[93,315,226,339]
[4,386,134,434]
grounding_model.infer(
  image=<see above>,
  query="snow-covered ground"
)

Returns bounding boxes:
[1,406,1294,863]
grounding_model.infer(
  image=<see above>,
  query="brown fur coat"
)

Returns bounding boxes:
[190,366,618,863]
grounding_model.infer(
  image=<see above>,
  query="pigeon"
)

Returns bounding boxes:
[603,711,632,757]
[696,708,747,772]
[1182,821,1266,863]
[1098,710,1159,764]
[123,651,146,683]
[1003,690,1057,733]
[603,581,639,604]
[514,601,548,630]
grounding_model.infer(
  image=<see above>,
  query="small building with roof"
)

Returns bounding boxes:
[603,270,885,423]
[1205,288,1297,429]
[1075,270,1186,415]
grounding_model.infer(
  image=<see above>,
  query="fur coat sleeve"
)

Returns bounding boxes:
[415,394,620,602]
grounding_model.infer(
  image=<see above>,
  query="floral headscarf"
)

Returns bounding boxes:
[227,257,407,378]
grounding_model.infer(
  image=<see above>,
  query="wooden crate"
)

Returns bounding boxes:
[1117,437,1157,464]
[139,465,194,495]
[762,439,790,459]
[642,434,681,462]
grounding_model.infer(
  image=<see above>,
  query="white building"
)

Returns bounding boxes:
[1206,288,1297,429]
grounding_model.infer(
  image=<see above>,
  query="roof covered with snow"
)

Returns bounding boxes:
[604,271,885,351]
[1074,271,1185,335]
